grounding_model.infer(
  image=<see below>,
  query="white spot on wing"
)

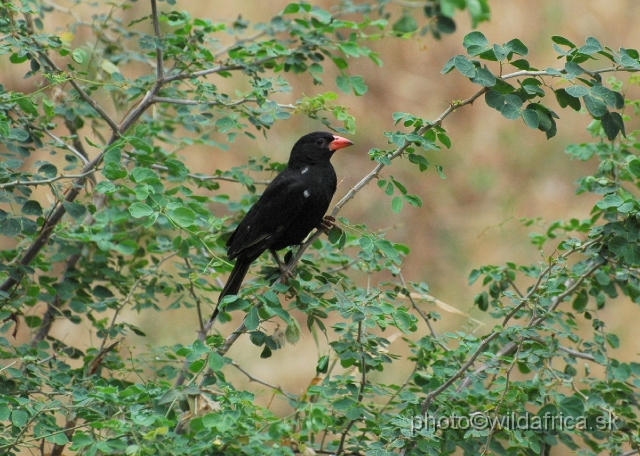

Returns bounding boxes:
[303,190,310,198]
[301,166,309,174]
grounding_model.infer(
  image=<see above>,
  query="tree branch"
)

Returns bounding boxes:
[162,55,278,84]
[0,171,97,189]
[150,0,163,80]
[230,361,298,400]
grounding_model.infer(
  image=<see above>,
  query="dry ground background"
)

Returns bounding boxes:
[3,0,640,417]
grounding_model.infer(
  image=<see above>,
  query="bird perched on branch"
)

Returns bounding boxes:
[210,131,354,322]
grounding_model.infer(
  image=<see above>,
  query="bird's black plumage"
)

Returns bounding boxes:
[211,131,353,322]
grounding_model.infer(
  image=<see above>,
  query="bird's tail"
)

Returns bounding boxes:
[210,258,251,323]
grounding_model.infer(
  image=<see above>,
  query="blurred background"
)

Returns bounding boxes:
[4,0,640,415]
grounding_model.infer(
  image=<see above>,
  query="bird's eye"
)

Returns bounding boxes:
[316,138,324,146]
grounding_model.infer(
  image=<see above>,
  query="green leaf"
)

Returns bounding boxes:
[521,109,539,129]
[114,240,139,256]
[606,333,620,349]
[590,84,618,108]
[578,36,603,55]
[169,207,196,227]
[208,352,227,371]
[564,85,588,98]
[552,35,576,48]
[453,55,476,78]
[564,61,584,79]
[335,75,350,94]
[16,97,38,116]
[375,239,400,260]
[435,15,456,34]
[282,3,299,14]
[102,162,128,180]
[41,97,54,118]
[500,94,523,120]
[95,181,117,194]
[0,121,9,137]
[21,200,43,216]
[215,116,235,132]
[572,290,588,311]
[38,163,58,178]
[25,315,42,328]
[391,196,403,213]
[504,38,528,56]
[71,48,87,64]
[441,56,456,74]
[467,270,482,287]
[62,202,87,219]
[404,194,422,207]
[471,67,496,87]
[554,88,581,111]
[285,320,301,344]
[510,59,530,70]
[463,31,489,49]
[0,218,21,237]
[349,76,368,96]
[245,306,260,330]
[384,181,394,196]
[11,409,28,427]
[310,7,332,23]
[492,44,507,61]
[558,395,584,418]
[130,167,160,184]
[596,194,623,209]
[392,13,418,33]
[485,90,505,110]
[628,159,640,178]
[474,291,489,311]
[359,236,374,252]
[70,432,94,449]
[583,94,608,117]
[129,202,154,218]
[601,111,625,140]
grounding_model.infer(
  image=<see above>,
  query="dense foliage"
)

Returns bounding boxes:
[1,0,639,455]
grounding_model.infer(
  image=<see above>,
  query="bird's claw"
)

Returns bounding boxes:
[319,215,339,232]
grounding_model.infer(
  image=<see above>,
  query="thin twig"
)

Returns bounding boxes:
[184,257,205,332]
[0,171,97,189]
[399,273,439,340]
[40,128,89,165]
[213,30,268,59]
[153,96,296,110]
[162,55,278,84]
[150,0,163,80]
[335,321,366,456]
[230,361,298,400]
[38,52,120,133]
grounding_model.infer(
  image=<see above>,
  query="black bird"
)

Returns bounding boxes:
[211,131,354,322]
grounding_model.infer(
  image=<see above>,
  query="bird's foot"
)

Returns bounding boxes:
[272,249,296,280]
[319,215,339,232]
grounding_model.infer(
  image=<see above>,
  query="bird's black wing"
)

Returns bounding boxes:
[226,168,307,261]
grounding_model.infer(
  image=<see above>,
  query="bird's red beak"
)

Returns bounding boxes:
[329,135,354,151]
